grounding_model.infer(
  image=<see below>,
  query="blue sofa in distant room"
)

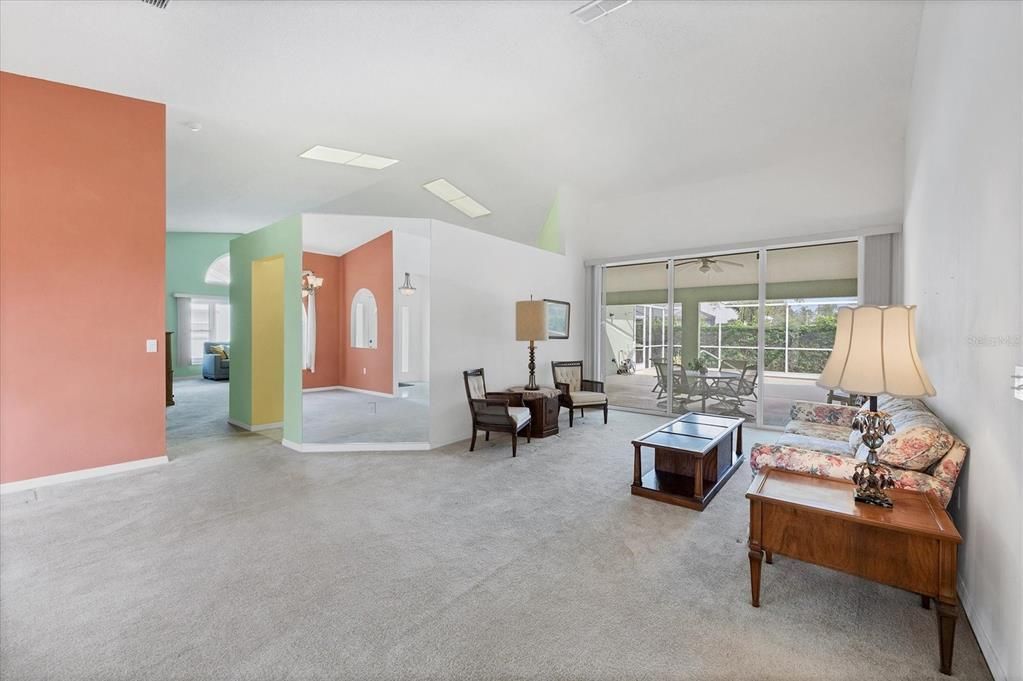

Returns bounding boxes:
[202,341,230,380]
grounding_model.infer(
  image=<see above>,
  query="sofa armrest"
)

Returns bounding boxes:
[751,442,958,507]
[929,438,968,489]
[789,400,860,428]
[749,443,860,479]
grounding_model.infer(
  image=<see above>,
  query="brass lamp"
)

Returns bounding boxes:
[817,305,936,508]
[516,300,549,391]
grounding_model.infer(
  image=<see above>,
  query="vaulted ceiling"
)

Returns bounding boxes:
[0,0,922,258]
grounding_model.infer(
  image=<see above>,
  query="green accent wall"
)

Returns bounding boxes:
[537,195,561,254]
[229,216,303,443]
[166,232,239,376]
[606,278,857,366]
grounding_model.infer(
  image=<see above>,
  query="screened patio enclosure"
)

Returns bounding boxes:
[600,242,860,426]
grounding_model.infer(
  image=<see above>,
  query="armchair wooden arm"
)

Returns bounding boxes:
[581,379,605,393]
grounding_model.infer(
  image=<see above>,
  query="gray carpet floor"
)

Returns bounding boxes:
[303,383,429,444]
[0,410,992,681]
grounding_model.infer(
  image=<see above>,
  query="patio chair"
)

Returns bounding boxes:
[710,363,758,415]
[652,360,669,399]
[463,368,531,456]
[668,366,707,412]
[551,360,608,427]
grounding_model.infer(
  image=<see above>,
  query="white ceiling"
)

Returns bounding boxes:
[0,0,921,258]
[301,213,430,256]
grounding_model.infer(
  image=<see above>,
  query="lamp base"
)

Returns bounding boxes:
[525,340,538,391]
[853,459,895,508]
[851,401,897,508]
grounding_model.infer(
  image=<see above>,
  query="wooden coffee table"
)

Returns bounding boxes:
[631,412,744,511]
[747,468,962,675]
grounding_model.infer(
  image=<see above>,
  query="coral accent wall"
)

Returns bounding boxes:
[0,72,166,483]
[301,251,341,389]
[340,232,393,394]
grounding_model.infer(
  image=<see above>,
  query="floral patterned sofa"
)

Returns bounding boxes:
[749,396,968,507]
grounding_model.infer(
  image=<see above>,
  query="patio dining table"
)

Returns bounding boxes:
[684,368,741,412]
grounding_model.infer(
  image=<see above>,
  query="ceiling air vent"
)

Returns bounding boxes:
[571,0,632,25]
[140,0,170,8]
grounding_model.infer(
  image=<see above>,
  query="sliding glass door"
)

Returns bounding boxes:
[598,240,859,427]
[670,252,760,422]
[761,243,859,426]
[603,262,674,412]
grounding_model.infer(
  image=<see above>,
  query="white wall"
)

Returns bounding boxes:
[903,3,1022,680]
[393,230,431,385]
[580,144,905,261]
[429,220,586,447]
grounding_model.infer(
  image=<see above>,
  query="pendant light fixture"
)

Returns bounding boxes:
[398,272,416,296]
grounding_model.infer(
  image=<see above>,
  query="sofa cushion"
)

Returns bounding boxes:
[790,401,859,428]
[777,433,856,457]
[850,397,954,472]
[785,420,850,443]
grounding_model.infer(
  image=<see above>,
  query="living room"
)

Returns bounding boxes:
[0,2,1019,680]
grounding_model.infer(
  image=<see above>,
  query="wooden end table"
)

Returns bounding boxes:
[631,412,744,511]
[505,386,560,439]
[747,468,962,675]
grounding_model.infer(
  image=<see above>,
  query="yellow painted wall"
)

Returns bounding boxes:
[251,256,284,425]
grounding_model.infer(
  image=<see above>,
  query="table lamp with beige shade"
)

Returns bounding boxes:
[817,305,936,508]
[516,300,549,391]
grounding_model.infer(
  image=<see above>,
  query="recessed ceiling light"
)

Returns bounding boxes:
[571,0,632,25]
[422,179,465,202]
[345,153,400,170]
[184,121,202,132]
[449,196,491,219]
[423,179,491,218]
[299,145,399,170]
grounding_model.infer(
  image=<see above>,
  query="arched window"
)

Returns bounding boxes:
[205,254,230,285]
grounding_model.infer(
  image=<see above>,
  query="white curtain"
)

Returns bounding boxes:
[176,296,192,366]
[302,291,317,372]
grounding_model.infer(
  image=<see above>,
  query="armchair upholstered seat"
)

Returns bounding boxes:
[202,341,230,381]
[463,368,531,456]
[551,360,608,427]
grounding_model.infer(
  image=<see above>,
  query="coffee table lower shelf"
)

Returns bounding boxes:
[631,457,744,511]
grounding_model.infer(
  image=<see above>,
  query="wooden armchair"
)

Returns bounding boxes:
[463,368,531,456]
[551,360,608,427]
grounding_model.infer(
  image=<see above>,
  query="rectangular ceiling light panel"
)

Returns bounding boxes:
[571,0,632,25]
[423,179,491,218]
[346,153,399,169]
[299,145,398,169]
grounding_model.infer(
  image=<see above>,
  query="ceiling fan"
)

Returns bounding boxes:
[676,257,745,274]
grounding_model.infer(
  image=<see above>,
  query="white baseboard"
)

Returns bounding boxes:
[957,576,1007,681]
[227,418,283,432]
[336,385,395,399]
[301,385,395,398]
[0,456,169,495]
[282,439,430,453]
